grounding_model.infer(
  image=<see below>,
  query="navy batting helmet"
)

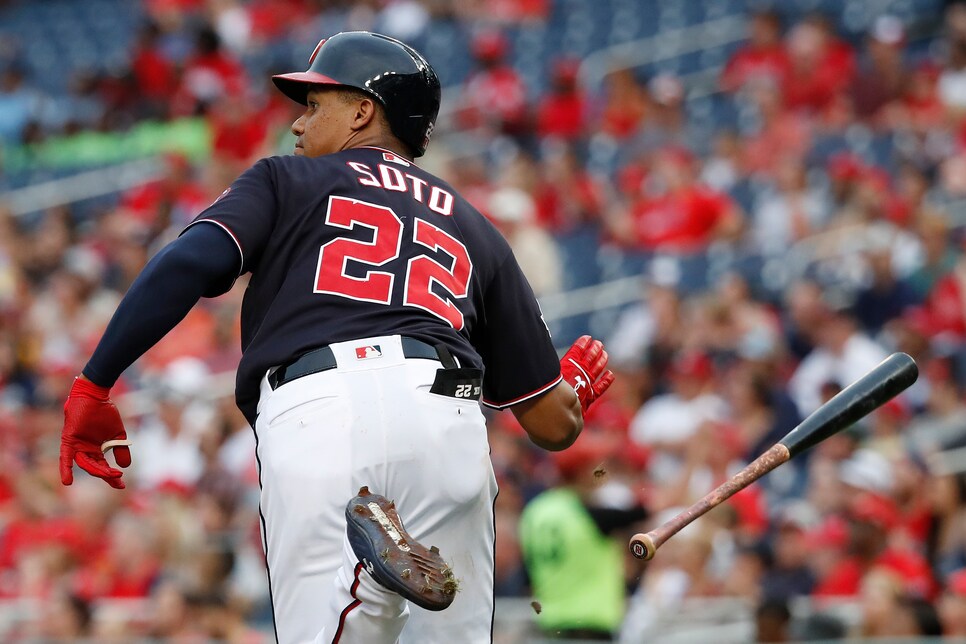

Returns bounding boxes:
[273,31,441,157]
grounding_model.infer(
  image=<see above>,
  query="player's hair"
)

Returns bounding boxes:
[336,87,414,157]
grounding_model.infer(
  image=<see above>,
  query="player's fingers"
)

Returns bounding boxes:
[106,430,132,468]
[569,335,591,355]
[588,347,609,378]
[113,445,132,469]
[593,370,616,398]
[59,443,74,486]
[75,451,125,489]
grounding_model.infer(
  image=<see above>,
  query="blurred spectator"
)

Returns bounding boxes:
[630,350,726,490]
[782,14,856,114]
[132,357,212,490]
[119,152,209,235]
[700,129,744,193]
[883,60,945,133]
[720,9,788,94]
[596,68,648,140]
[851,15,909,120]
[749,154,826,254]
[34,591,93,640]
[486,186,562,296]
[170,25,247,117]
[520,433,646,640]
[754,596,791,643]
[606,278,683,371]
[533,143,605,232]
[458,31,528,136]
[740,77,813,178]
[787,304,889,417]
[939,3,966,115]
[760,507,816,601]
[940,568,966,637]
[619,513,719,641]
[130,20,178,119]
[618,147,744,252]
[633,73,698,153]
[852,245,918,335]
[0,65,41,144]
[536,58,587,142]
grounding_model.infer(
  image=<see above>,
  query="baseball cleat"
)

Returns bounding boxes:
[345,486,459,611]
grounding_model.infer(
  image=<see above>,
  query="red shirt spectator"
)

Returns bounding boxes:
[922,257,966,340]
[629,148,743,252]
[209,97,270,165]
[130,22,176,104]
[458,32,528,134]
[721,10,789,93]
[247,0,311,41]
[537,59,586,140]
[598,69,648,139]
[533,147,604,231]
[171,26,247,116]
[783,19,856,113]
[120,153,209,229]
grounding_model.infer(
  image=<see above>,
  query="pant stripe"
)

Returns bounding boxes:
[331,561,365,644]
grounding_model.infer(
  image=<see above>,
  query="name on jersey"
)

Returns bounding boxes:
[346,161,454,216]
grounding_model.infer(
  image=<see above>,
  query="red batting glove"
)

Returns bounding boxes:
[61,377,132,490]
[560,335,616,415]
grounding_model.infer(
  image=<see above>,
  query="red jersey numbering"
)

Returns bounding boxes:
[314,196,472,330]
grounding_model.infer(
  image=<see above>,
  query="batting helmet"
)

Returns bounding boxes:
[272,31,441,157]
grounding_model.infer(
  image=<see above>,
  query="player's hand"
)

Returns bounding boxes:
[560,335,615,415]
[60,376,132,490]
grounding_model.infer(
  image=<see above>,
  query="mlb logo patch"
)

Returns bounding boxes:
[355,345,382,360]
[382,152,410,167]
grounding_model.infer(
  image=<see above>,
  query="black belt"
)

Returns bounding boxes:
[268,338,482,401]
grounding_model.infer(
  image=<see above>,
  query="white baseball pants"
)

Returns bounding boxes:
[253,335,497,644]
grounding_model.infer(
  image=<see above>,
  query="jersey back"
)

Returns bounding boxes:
[186,147,560,423]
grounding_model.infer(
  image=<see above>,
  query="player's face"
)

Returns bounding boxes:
[291,88,355,157]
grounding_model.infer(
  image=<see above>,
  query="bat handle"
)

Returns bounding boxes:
[629,532,658,561]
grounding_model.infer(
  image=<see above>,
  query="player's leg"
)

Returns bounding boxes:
[384,363,498,644]
[254,373,353,644]
[313,349,496,643]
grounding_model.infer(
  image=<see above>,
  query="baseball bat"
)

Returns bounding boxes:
[628,352,918,561]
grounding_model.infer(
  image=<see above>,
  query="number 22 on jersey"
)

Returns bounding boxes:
[314,196,472,330]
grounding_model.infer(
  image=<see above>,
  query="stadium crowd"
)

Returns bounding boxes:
[4,0,966,640]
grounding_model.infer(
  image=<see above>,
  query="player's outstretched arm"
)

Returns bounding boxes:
[511,335,615,451]
[61,223,240,489]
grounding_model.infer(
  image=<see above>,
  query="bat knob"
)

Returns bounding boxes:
[629,533,656,561]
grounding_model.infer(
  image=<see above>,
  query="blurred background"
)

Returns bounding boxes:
[3,0,966,641]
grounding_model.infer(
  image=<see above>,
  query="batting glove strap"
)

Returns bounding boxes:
[560,335,615,415]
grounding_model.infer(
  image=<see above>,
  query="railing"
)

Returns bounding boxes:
[1,157,164,217]
[575,14,747,93]
[7,595,960,643]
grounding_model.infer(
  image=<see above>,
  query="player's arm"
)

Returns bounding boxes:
[60,223,240,490]
[510,335,614,451]
[511,382,582,451]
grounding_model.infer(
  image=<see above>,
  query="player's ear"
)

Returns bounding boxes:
[349,96,378,132]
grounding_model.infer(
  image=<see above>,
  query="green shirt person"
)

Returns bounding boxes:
[520,437,648,640]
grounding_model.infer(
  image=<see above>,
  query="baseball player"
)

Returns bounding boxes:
[59,31,614,643]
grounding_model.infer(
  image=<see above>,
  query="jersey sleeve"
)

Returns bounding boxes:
[476,250,562,409]
[182,158,278,275]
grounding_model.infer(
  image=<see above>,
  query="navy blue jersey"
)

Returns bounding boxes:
[185,147,561,424]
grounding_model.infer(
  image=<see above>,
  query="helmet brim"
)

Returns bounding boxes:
[272,71,343,105]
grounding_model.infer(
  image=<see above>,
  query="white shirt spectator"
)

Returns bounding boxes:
[630,392,727,482]
[788,331,889,417]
